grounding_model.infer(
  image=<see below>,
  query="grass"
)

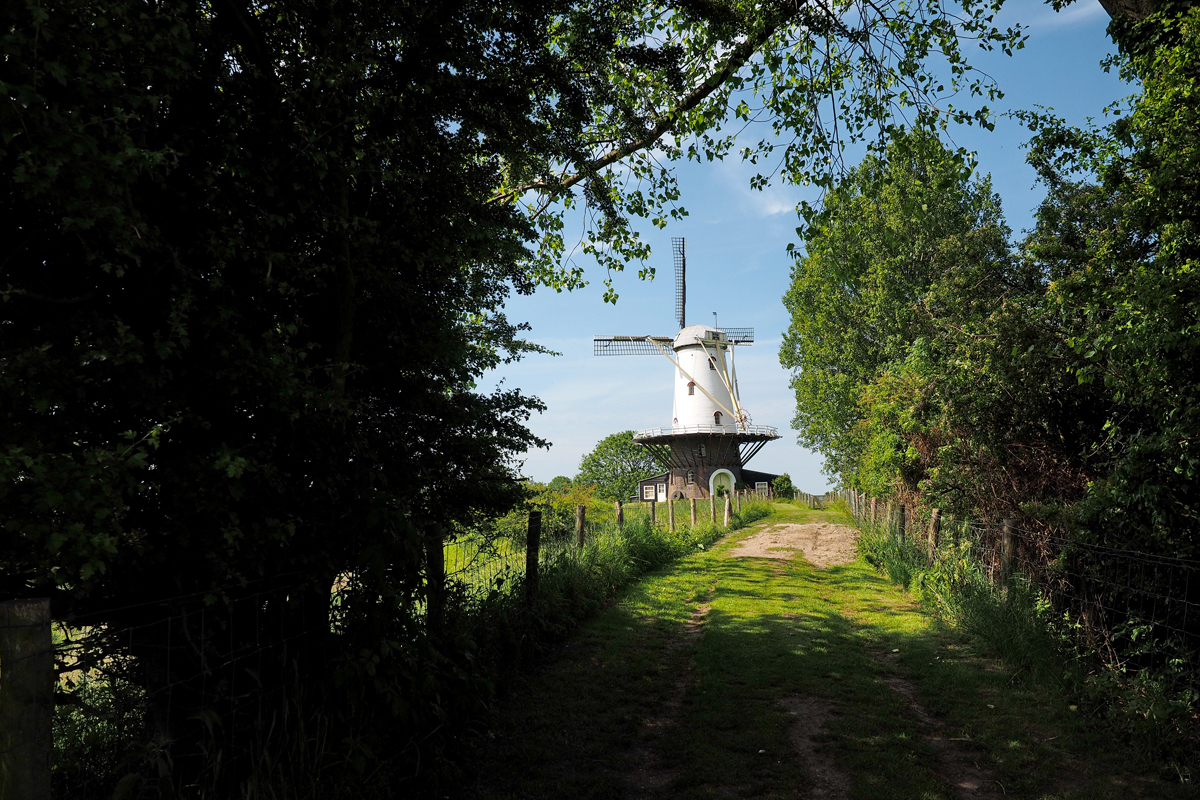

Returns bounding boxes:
[458,502,1188,799]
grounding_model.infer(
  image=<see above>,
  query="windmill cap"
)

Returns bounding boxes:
[674,325,727,349]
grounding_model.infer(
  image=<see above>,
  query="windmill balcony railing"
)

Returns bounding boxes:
[633,424,780,439]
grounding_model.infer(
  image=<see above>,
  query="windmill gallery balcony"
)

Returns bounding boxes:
[633,424,779,440]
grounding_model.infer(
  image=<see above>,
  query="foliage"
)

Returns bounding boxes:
[772,473,795,499]
[779,128,1081,515]
[783,2,1200,558]
[1015,0,1200,555]
[575,431,660,501]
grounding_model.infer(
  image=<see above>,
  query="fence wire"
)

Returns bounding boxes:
[842,490,1200,677]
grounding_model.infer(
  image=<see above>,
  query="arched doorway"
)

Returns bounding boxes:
[708,469,735,498]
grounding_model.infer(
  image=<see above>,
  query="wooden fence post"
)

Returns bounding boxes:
[870,497,877,524]
[616,500,624,532]
[690,498,697,527]
[897,505,906,544]
[724,495,732,527]
[1001,518,1016,583]
[424,524,445,632]
[650,500,656,526]
[668,497,676,532]
[710,495,717,524]
[736,491,742,512]
[525,511,541,604]
[576,505,586,546]
[928,509,941,561]
[0,597,52,800]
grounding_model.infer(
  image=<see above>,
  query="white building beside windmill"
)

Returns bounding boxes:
[594,238,780,502]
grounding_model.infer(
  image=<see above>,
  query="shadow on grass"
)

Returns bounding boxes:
[460,536,1183,800]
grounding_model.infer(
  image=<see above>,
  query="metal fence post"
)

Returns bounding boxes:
[0,597,52,800]
[1001,518,1016,583]
[525,511,542,604]
[576,504,586,546]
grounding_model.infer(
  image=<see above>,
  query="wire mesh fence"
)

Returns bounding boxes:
[841,490,1200,680]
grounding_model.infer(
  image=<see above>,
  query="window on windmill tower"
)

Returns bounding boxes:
[713,411,722,424]
[687,381,695,395]
[708,358,716,371]
[687,470,695,484]
[698,443,707,457]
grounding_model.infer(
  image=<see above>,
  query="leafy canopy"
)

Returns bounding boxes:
[576,431,661,502]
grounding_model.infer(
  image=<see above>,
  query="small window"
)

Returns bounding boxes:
[687,470,695,484]
[643,485,655,500]
[755,481,769,494]
[714,411,722,424]
[698,444,707,457]
[687,381,695,395]
[708,358,716,371]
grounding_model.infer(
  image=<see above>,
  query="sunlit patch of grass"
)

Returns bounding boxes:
[462,504,1184,800]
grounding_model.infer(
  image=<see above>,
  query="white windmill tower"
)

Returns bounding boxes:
[594,238,780,501]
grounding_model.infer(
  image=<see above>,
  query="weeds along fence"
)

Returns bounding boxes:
[1,494,770,800]
[839,489,1200,767]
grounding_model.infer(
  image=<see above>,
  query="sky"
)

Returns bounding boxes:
[478,0,1129,492]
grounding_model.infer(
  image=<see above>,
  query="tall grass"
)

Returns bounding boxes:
[850,501,1199,780]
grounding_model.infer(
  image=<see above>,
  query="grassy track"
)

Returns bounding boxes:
[460,504,1185,799]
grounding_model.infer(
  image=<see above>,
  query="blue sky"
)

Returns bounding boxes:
[479,0,1128,491]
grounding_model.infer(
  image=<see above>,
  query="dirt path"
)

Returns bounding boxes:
[728,521,858,567]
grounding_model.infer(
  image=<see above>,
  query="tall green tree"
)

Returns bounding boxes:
[1017,0,1200,552]
[575,431,660,501]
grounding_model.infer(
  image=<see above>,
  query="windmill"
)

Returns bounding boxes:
[594,238,780,502]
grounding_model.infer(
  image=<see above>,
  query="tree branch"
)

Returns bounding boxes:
[489,11,797,206]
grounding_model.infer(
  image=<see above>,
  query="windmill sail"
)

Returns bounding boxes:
[593,335,674,356]
[673,237,686,330]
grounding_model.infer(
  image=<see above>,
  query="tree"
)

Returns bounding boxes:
[779,128,1106,517]
[575,432,660,501]
[1014,0,1200,553]
[772,474,796,499]
[780,130,1012,492]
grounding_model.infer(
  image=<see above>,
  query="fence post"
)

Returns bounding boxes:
[424,524,445,632]
[736,491,742,512]
[616,500,624,532]
[724,495,732,527]
[690,498,697,527]
[525,511,541,604]
[1001,518,1016,583]
[650,500,656,526]
[928,509,941,561]
[897,505,906,544]
[576,505,586,546]
[710,495,717,524]
[0,597,52,800]
[870,497,877,524]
